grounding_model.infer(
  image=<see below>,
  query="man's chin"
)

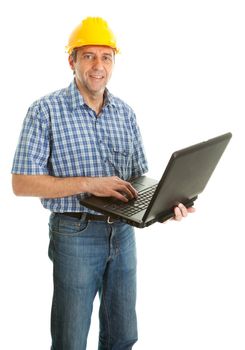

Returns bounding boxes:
[89,86,106,96]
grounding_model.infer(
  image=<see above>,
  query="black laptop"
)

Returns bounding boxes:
[80,132,232,228]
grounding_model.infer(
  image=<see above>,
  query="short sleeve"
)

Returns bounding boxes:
[11,101,50,175]
[130,113,149,178]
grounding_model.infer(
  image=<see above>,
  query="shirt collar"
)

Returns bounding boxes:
[103,88,116,108]
[67,79,116,111]
[67,79,86,111]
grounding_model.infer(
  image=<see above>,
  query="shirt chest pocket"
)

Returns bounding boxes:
[108,142,134,179]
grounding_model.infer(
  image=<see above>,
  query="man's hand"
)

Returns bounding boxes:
[173,203,196,221]
[12,174,138,201]
[85,176,138,202]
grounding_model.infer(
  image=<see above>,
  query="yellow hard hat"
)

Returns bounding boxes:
[65,17,119,55]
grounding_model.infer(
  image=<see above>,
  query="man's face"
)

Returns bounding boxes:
[69,45,115,97]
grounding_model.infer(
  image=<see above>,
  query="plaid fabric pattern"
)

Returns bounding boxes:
[12,80,148,213]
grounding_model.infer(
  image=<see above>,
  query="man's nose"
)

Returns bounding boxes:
[92,58,104,69]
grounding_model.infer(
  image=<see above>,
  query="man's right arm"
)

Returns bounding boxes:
[12,174,137,202]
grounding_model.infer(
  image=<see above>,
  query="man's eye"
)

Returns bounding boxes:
[103,56,112,62]
[83,54,94,60]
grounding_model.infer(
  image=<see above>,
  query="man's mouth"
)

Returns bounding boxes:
[90,74,104,79]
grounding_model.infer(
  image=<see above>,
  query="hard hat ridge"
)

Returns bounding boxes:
[65,17,119,55]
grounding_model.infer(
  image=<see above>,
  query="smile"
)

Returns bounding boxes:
[90,75,104,79]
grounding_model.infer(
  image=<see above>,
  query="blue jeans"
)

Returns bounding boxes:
[48,213,138,350]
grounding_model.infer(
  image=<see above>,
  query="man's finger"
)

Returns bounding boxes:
[125,183,138,198]
[117,181,138,199]
[111,190,129,202]
[178,203,188,217]
[173,206,182,221]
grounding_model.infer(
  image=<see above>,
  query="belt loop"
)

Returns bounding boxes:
[81,212,87,222]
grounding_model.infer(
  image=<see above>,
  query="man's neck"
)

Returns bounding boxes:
[75,78,104,116]
[84,94,104,116]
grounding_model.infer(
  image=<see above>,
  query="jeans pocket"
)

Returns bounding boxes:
[50,214,89,237]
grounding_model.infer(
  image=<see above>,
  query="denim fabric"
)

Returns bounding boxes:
[48,213,138,350]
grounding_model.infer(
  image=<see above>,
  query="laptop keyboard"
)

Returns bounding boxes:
[104,184,158,216]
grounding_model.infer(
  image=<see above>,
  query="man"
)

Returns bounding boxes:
[12,17,194,350]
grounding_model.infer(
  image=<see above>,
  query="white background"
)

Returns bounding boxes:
[1,0,244,349]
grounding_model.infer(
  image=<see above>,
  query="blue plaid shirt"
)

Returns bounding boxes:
[12,80,148,213]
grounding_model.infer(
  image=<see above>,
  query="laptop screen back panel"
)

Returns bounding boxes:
[143,132,232,223]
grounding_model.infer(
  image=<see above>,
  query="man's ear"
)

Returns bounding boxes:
[68,55,75,72]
